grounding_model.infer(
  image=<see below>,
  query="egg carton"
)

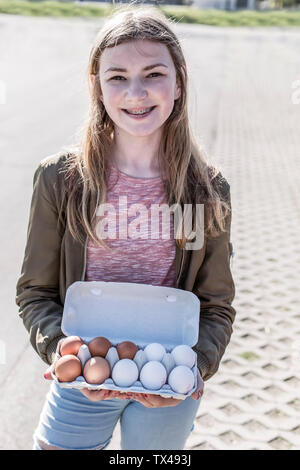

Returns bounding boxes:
[51,281,200,400]
[51,339,198,400]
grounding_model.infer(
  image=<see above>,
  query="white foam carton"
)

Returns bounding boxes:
[51,281,200,400]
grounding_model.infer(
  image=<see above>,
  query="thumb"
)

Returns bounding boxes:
[191,368,204,400]
[43,365,54,380]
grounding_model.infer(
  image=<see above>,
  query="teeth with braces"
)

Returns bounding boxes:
[126,108,152,115]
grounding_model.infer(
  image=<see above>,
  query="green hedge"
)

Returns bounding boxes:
[1,1,300,26]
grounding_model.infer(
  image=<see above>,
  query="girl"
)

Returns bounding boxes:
[16,5,235,450]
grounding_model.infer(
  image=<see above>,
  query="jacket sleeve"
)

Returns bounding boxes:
[16,162,66,365]
[192,182,236,381]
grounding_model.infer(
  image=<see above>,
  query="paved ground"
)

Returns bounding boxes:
[0,13,300,450]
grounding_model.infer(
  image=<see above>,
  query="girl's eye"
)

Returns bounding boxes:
[110,76,125,81]
[109,72,163,81]
[148,72,163,78]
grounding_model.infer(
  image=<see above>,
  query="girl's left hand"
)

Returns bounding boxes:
[125,368,204,408]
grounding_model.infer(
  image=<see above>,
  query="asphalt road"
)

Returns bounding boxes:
[0,13,299,450]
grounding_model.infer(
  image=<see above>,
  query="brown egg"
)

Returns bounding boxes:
[88,336,112,358]
[60,336,84,357]
[54,355,82,382]
[116,341,139,360]
[83,357,111,384]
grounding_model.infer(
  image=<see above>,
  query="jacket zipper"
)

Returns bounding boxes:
[81,236,88,281]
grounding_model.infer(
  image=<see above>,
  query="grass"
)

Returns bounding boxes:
[239,351,260,361]
[1,0,300,26]
[162,6,300,26]
[0,0,113,17]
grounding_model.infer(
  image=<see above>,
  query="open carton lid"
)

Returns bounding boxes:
[62,281,200,351]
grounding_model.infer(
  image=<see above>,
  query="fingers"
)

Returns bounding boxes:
[56,337,66,356]
[128,393,181,408]
[43,365,54,380]
[191,389,203,400]
[80,388,108,402]
[110,391,131,400]
[80,388,132,402]
[128,393,151,407]
[44,339,65,380]
[191,369,204,400]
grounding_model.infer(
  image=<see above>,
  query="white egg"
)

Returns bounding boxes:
[161,352,176,376]
[140,361,167,390]
[171,344,196,368]
[105,346,119,371]
[168,365,195,394]
[112,359,139,388]
[144,343,166,362]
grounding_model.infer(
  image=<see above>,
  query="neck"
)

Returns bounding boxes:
[111,132,162,178]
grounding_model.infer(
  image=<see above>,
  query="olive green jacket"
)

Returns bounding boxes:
[16,153,235,381]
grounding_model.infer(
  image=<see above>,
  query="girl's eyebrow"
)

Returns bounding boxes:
[104,63,168,73]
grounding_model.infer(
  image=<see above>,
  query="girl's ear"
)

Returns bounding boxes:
[175,66,184,100]
[175,82,181,101]
[175,80,181,101]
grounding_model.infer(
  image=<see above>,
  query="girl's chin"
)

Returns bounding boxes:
[115,124,164,138]
[125,130,161,138]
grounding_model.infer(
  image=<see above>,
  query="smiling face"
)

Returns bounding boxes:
[97,39,181,139]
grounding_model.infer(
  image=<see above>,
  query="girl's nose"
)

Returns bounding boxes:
[125,80,148,100]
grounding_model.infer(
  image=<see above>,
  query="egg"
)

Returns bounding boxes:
[88,337,112,358]
[171,344,195,368]
[116,341,139,360]
[168,365,195,394]
[59,336,84,357]
[83,357,111,384]
[144,343,166,362]
[54,354,82,383]
[139,361,167,390]
[112,359,139,387]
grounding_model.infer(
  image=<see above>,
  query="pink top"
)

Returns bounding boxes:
[84,162,177,287]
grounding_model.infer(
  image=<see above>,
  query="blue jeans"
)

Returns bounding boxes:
[33,381,201,450]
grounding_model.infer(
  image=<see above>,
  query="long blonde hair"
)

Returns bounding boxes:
[62,4,231,249]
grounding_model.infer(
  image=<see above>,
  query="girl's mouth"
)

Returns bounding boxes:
[122,106,156,119]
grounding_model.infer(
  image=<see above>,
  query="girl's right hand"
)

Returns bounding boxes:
[44,364,55,380]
